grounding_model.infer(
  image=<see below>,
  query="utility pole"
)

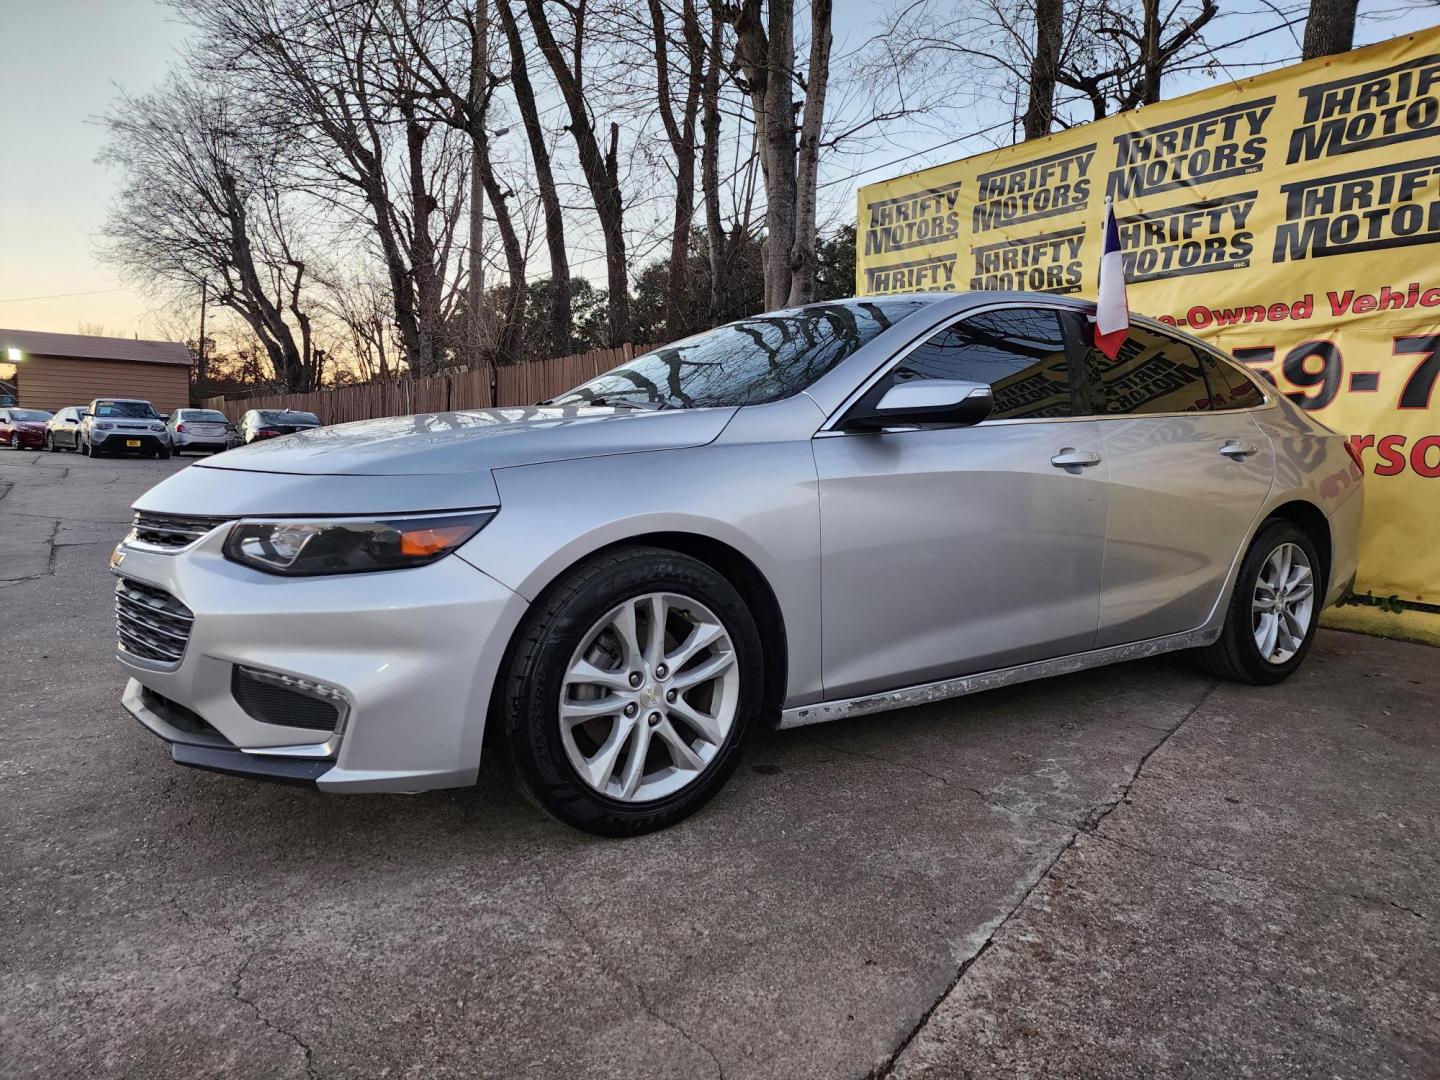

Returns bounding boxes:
[196,279,209,402]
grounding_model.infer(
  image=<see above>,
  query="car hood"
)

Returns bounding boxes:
[195,405,737,477]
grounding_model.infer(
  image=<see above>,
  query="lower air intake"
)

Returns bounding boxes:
[231,666,345,733]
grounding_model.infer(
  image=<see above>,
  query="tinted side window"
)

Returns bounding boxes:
[891,308,1072,420]
[1200,353,1265,410]
[1084,326,1212,415]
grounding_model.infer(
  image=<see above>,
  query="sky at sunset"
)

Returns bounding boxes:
[2,0,1436,347]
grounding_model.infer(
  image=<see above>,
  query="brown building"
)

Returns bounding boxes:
[0,328,191,414]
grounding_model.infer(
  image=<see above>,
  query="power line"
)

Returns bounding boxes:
[0,287,128,304]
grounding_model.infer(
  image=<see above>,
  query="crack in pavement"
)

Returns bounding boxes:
[1089,831,1427,920]
[868,678,1219,1079]
[551,900,726,1080]
[230,947,318,1079]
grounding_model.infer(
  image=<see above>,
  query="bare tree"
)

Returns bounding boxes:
[721,0,833,310]
[497,0,572,356]
[174,0,465,375]
[1302,0,1356,59]
[646,0,706,337]
[875,0,1218,134]
[388,0,531,362]
[1023,0,1063,139]
[522,0,632,345]
[99,75,326,392]
[787,0,831,306]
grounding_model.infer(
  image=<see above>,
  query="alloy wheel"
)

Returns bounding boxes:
[559,591,739,802]
[1252,542,1315,664]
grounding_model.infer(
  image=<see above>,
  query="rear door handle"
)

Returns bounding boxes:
[1219,441,1259,459]
[1050,448,1102,469]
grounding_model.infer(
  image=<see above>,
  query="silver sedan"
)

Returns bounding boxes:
[112,293,1362,835]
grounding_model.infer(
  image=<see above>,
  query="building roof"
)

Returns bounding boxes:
[0,328,192,366]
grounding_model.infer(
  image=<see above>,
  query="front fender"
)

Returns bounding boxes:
[458,442,824,706]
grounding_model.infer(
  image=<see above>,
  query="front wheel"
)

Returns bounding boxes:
[8,434,18,450]
[158,448,172,460]
[1196,521,1322,685]
[45,433,56,453]
[499,547,764,836]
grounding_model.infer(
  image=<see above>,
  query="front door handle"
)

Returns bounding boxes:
[1050,448,1102,469]
[1219,441,1259,459]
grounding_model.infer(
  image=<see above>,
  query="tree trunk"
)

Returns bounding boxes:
[701,0,726,323]
[727,0,797,311]
[469,1,492,365]
[498,0,570,357]
[1302,0,1356,60]
[649,0,704,338]
[473,133,528,362]
[1140,0,1162,105]
[786,0,831,307]
[1023,0,1062,140]
[523,0,631,345]
[403,105,443,376]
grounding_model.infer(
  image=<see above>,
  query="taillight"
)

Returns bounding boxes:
[258,429,281,438]
[1344,438,1365,472]
[175,423,187,432]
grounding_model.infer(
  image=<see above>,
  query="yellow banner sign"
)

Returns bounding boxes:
[857,29,1440,604]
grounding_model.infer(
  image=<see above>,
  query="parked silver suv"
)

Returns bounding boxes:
[113,293,1362,835]
[82,398,171,459]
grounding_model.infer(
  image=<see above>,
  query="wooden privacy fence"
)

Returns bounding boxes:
[201,343,653,425]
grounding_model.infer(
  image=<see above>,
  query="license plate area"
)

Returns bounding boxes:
[126,439,141,447]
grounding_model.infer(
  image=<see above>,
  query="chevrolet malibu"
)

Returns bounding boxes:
[113,293,1363,835]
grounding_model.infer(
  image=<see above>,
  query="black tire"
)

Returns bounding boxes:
[498,546,764,836]
[45,433,56,453]
[80,439,91,457]
[8,434,19,450]
[1196,520,1323,685]
[158,448,172,460]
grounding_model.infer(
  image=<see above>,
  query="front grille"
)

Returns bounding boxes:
[115,578,194,667]
[232,667,343,732]
[131,511,232,550]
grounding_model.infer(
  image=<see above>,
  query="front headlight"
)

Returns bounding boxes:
[96,422,114,431]
[223,511,496,576]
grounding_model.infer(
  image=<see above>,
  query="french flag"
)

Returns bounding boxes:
[1093,200,1129,359]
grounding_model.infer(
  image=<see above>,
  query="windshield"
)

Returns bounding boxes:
[258,411,319,425]
[550,300,931,410]
[93,400,158,419]
[185,410,228,423]
[9,410,51,422]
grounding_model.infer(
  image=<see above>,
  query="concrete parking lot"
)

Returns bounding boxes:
[2,447,1437,1079]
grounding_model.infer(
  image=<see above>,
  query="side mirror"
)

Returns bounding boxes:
[841,378,994,432]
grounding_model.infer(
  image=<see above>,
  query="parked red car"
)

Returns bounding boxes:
[0,408,53,449]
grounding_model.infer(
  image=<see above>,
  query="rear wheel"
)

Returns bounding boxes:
[1196,521,1322,685]
[499,547,763,836]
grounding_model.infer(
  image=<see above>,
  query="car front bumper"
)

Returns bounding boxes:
[114,527,529,792]
[94,432,170,452]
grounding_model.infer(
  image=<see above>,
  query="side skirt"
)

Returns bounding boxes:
[777,626,1221,730]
